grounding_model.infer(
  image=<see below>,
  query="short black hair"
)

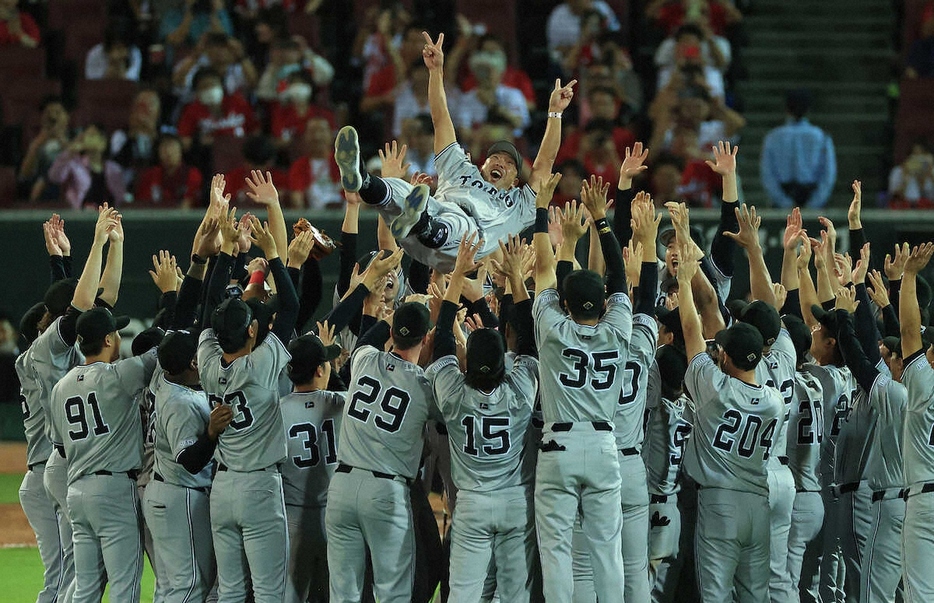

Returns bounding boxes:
[675,23,705,41]
[192,67,222,90]
[652,151,685,172]
[256,5,289,36]
[78,336,107,357]
[103,22,132,51]
[786,89,812,119]
[587,85,618,101]
[556,157,585,177]
[39,95,66,112]
[242,135,276,165]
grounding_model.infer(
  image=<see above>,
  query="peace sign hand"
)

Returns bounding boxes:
[422,31,445,71]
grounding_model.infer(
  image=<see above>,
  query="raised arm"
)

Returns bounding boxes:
[612,143,649,246]
[534,174,562,294]
[676,241,706,361]
[97,211,125,307]
[422,32,457,155]
[707,141,740,278]
[72,208,118,311]
[900,243,934,358]
[529,79,577,192]
[248,215,299,343]
[723,204,776,307]
[797,238,820,327]
[435,234,482,361]
[245,170,288,262]
[580,176,626,295]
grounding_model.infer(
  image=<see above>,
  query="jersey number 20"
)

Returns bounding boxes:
[348,375,410,433]
[64,392,110,441]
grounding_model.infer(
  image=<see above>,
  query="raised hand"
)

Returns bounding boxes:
[363,248,405,289]
[560,200,588,245]
[833,253,853,287]
[619,142,649,185]
[623,239,644,286]
[421,31,445,71]
[208,405,234,440]
[247,215,277,257]
[410,172,432,186]
[796,231,813,271]
[834,285,859,314]
[237,213,254,254]
[867,270,891,308]
[316,320,336,347]
[631,192,661,244]
[494,234,526,280]
[677,240,699,283]
[848,180,862,229]
[548,78,577,113]
[43,219,62,256]
[245,170,280,206]
[536,172,562,209]
[851,242,870,284]
[722,204,761,250]
[209,173,229,216]
[773,282,788,310]
[246,257,269,276]
[818,216,837,249]
[149,250,179,293]
[453,231,483,276]
[547,205,564,248]
[580,175,610,219]
[704,140,738,176]
[378,140,411,179]
[194,217,221,258]
[783,207,804,251]
[905,242,934,275]
[219,207,241,247]
[94,206,119,244]
[109,213,125,244]
[288,229,315,267]
[884,242,909,281]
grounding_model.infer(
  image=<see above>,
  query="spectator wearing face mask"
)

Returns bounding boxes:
[656,25,726,100]
[177,67,259,151]
[47,124,127,209]
[173,31,259,100]
[446,24,536,110]
[85,22,143,81]
[270,72,336,147]
[255,35,334,101]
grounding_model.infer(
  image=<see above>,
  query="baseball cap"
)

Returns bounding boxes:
[465,328,506,384]
[563,270,605,318]
[810,305,842,333]
[392,302,430,346]
[659,225,705,249]
[655,344,687,395]
[660,276,680,295]
[714,322,764,371]
[287,333,341,383]
[76,307,131,347]
[211,298,255,352]
[881,335,902,358]
[727,299,781,347]
[158,330,198,375]
[19,302,47,347]
[132,326,165,357]
[656,305,683,338]
[43,277,78,316]
[486,141,522,171]
[782,314,811,364]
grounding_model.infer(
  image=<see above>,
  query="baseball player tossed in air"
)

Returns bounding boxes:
[426,234,538,602]
[333,31,576,272]
[198,199,300,602]
[325,299,436,603]
[145,329,232,603]
[897,242,934,601]
[280,323,345,603]
[531,174,631,603]
[675,237,784,603]
[48,210,161,603]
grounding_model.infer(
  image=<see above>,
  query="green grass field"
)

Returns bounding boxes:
[0,472,22,503]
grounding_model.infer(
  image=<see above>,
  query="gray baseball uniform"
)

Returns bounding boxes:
[756,329,797,603]
[136,385,163,603]
[326,344,435,603]
[20,316,82,603]
[198,328,291,603]
[533,288,631,603]
[427,352,538,603]
[900,351,934,601]
[279,389,344,603]
[682,353,784,603]
[49,349,158,603]
[143,370,216,603]
[377,142,536,271]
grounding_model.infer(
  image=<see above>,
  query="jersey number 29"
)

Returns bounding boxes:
[348,375,410,433]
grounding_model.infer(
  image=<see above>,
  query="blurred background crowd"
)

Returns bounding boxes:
[0,0,931,211]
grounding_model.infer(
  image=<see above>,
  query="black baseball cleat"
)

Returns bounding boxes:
[391,184,430,239]
[334,126,362,192]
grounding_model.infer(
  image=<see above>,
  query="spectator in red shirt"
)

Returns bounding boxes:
[647,0,742,37]
[359,23,425,115]
[270,71,336,147]
[134,135,203,208]
[0,0,39,48]
[288,117,342,209]
[670,126,720,207]
[446,24,536,110]
[177,67,259,151]
[224,135,287,204]
[578,119,622,194]
[556,86,636,165]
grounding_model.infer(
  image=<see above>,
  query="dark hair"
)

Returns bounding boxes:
[786,89,812,119]
[205,32,231,48]
[392,335,423,351]
[78,336,107,357]
[287,362,318,385]
[103,22,132,52]
[652,151,685,172]
[675,23,705,41]
[464,370,506,392]
[256,6,289,36]
[192,67,222,90]
[242,135,276,165]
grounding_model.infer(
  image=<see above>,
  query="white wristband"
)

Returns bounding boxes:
[548,111,563,119]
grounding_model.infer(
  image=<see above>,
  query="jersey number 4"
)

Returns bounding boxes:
[289,420,338,468]
[208,391,253,430]
[65,392,110,441]
[713,409,777,459]
[461,416,510,456]
[348,375,410,433]
[559,349,618,390]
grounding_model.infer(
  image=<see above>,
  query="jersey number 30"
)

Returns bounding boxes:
[348,375,410,433]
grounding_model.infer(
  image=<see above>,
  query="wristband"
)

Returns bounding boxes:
[535,207,549,233]
[190,253,207,265]
[593,217,611,235]
[547,111,563,119]
[248,270,266,286]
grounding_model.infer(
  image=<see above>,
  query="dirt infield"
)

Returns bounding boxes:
[0,442,31,547]
[0,442,26,473]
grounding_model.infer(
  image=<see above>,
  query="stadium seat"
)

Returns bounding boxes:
[893,78,934,163]
[456,0,517,60]
[0,47,46,80]
[212,136,247,175]
[48,0,107,30]
[72,80,140,132]
[64,20,105,64]
[0,166,18,208]
[1,80,63,128]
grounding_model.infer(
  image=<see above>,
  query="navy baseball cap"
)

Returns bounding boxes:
[132,326,165,356]
[465,328,506,383]
[656,305,683,338]
[392,302,430,346]
[486,140,522,170]
[728,299,781,347]
[782,314,811,364]
[563,270,605,319]
[881,335,902,358]
[212,298,255,352]
[76,307,130,346]
[287,333,341,383]
[158,330,198,375]
[811,305,842,333]
[43,277,78,316]
[714,322,764,371]
[655,344,687,395]
[19,302,47,347]
[659,225,705,249]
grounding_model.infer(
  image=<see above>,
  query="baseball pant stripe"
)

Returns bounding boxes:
[182,488,197,603]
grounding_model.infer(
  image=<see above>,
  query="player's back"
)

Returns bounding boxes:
[901,352,934,489]
[756,329,797,458]
[613,314,658,451]
[863,374,907,491]
[785,369,824,493]
[338,345,435,479]
[682,354,784,496]
[15,349,53,468]
[834,387,874,486]
[642,393,692,497]
[28,316,83,428]
[533,289,633,424]
[428,354,538,492]
[51,351,157,484]
[279,390,344,507]
[150,371,213,489]
[197,329,290,472]
[801,362,854,488]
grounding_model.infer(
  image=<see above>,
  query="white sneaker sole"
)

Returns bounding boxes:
[391,184,429,239]
[334,126,362,192]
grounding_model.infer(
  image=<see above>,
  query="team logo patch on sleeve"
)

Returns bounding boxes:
[219,377,227,385]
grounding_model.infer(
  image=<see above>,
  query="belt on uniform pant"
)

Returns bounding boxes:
[778,456,789,466]
[216,463,278,473]
[28,461,47,472]
[650,494,669,504]
[92,470,138,480]
[872,488,906,502]
[832,482,860,497]
[552,421,613,432]
[902,482,934,500]
[336,463,411,486]
[796,488,821,494]
[153,472,209,494]
[620,447,640,456]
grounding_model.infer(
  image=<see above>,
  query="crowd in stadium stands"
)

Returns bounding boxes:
[0,0,931,210]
